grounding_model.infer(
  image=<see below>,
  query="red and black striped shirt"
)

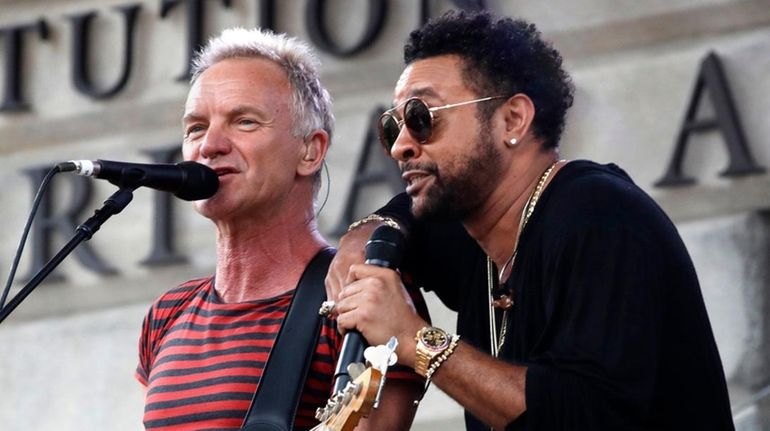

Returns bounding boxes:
[136,276,342,430]
[136,276,421,430]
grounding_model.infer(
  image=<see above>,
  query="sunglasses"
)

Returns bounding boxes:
[377,95,507,153]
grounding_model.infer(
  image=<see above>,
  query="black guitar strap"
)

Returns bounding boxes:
[241,247,335,431]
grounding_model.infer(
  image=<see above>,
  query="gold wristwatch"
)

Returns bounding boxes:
[414,326,451,377]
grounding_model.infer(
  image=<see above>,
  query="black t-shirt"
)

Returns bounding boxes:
[380,160,734,430]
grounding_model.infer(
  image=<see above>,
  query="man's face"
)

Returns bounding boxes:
[182,57,305,224]
[390,55,503,221]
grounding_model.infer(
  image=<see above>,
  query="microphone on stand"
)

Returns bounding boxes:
[58,159,219,201]
[332,225,405,395]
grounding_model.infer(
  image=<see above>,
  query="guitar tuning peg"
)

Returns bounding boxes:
[364,337,399,373]
[386,336,399,352]
[331,400,342,414]
[347,362,366,380]
[315,405,330,422]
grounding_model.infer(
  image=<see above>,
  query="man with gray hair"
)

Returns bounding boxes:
[135,28,423,430]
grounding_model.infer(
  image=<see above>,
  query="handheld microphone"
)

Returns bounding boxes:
[58,159,219,201]
[332,225,405,395]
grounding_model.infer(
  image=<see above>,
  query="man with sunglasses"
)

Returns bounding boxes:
[327,10,734,431]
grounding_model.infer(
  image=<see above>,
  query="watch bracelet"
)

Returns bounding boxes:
[414,327,450,377]
[415,353,432,377]
[425,334,460,380]
[414,333,461,405]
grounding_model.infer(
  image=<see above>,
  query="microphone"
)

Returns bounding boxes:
[332,225,405,395]
[58,159,219,201]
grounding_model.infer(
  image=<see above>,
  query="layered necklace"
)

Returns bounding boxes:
[487,161,560,358]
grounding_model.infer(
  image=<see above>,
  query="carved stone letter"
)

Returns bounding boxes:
[656,52,765,187]
[332,106,404,236]
[23,166,117,283]
[160,0,233,81]
[306,0,387,57]
[69,4,142,99]
[0,20,49,112]
[140,146,188,266]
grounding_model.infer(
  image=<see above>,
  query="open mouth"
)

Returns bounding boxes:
[213,167,238,178]
[403,171,433,195]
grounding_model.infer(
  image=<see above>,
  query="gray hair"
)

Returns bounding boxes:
[191,27,334,140]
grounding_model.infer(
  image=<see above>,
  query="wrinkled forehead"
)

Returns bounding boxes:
[393,55,471,106]
[183,57,291,115]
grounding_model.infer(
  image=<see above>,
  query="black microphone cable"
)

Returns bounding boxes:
[1,165,61,310]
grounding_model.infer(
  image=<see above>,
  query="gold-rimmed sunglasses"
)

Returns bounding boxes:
[377,96,507,153]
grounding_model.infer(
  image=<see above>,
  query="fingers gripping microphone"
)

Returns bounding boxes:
[58,159,219,201]
[332,225,405,395]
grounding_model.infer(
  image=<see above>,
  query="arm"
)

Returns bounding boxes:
[326,193,481,311]
[427,343,527,429]
[325,220,381,303]
[325,193,413,303]
[335,264,527,430]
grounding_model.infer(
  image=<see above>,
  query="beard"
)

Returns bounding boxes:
[407,128,502,222]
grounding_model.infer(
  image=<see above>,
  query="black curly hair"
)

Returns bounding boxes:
[404,10,574,149]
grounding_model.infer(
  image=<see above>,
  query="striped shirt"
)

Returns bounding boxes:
[136,277,340,430]
[136,276,423,430]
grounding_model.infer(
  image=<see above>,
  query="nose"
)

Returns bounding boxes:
[198,125,232,159]
[390,127,422,162]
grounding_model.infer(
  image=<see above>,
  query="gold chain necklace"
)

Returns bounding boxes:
[488,161,559,358]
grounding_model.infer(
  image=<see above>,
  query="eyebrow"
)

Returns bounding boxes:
[410,88,440,99]
[182,105,270,125]
[390,87,442,109]
[182,112,204,126]
[229,104,269,118]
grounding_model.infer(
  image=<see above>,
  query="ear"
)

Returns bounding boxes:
[502,93,536,144]
[297,129,330,178]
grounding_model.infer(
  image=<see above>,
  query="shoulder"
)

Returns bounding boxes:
[530,160,689,264]
[552,161,648,205]
[137,276,213,375]
[144,276,213,328]
[152,276,211,307]
[544,160,671,231]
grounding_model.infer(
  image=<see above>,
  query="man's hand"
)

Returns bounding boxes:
[324,222,381,304]
[336,263,426,367]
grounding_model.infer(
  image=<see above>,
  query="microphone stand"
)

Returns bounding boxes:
[0,186,136,324]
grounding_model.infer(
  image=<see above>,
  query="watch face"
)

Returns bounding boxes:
[421,328,449,351]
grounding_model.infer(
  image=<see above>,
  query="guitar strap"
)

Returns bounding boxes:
[241,247,335,431]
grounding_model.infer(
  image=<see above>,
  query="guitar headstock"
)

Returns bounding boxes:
[313,366,382,431]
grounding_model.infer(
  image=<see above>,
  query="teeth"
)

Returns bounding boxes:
[405,175,426,188]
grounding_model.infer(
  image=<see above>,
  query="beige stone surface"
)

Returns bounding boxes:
[0,0,768,429]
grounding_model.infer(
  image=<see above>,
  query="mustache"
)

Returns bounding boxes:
[400,161,439,176]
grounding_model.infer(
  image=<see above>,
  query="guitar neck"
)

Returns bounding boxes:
[312,367,382,431]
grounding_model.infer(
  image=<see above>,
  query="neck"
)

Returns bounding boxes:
[463,149,560,271]
[212,199,327,303]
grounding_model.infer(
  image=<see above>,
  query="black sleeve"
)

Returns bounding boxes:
[374,193,483,311]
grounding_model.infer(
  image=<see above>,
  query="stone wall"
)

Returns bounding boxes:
[0,0,768,429]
